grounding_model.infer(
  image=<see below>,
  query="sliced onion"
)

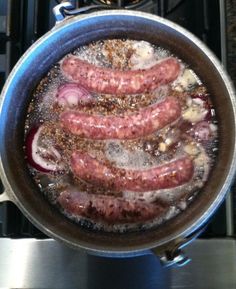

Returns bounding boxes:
[130,41,157,70]
[56,83,93,108]
[182,105,208,123]
[193,121,212,141]
[173,69,200,92]
[25,126,65,173]
[191,93,213,121]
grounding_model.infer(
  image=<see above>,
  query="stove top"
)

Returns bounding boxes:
[0,238,235,289]
[0,0,233,239]
[0,1,236,288]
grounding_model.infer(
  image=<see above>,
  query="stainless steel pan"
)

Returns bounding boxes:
[0,6,235,264]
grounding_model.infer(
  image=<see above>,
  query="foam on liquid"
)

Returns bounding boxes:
[24,39,218,233]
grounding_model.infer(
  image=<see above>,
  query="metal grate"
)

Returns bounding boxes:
[92,0,148,6]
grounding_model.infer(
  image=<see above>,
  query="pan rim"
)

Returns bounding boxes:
[0,10,236,255]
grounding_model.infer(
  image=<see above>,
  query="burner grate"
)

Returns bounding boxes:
[91,0,157,12]
[92,0,147,7]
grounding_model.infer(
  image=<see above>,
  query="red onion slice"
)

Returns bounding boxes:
[25,126,64,173]
[56,83,93,108]
[191,94,213,121]
[193,121,217,142]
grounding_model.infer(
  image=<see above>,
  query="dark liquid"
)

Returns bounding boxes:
[24,39,218,232]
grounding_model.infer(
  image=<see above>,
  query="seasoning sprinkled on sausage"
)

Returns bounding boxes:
[61,56,180,95]
[71,151,194,192]
[60,97,181,140]
[58,190,167,224]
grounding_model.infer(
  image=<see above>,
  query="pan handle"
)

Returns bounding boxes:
[53,1,120,23]
[0,190,11,202]
[152,225,207,267]
[0,178,12,203]
[53,1,75,22]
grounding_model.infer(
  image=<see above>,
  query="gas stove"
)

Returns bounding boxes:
[0,0,235,288]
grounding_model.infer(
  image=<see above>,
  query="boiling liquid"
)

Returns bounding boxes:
[24,39,218,232]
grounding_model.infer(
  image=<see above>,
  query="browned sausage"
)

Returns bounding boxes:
[71,152,194,192]
[60,97,181,140]
[61,56,180,95]
[58,190,167,223]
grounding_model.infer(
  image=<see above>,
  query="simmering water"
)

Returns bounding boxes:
[24,39,218,232]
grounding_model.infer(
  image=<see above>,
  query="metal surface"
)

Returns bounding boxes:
[171,238,236,289]
[220,0,227,68]
[219,0,234,237]
[157,225,206,267]
[52,1,74,22]
[0,10,236,255]
[226,190,234,236]
[0,191,10,202]
[53,3,121,22]
[0,238,235,289]
[0,0,227,241]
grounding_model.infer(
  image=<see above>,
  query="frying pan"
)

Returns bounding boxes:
[0,6,235,265]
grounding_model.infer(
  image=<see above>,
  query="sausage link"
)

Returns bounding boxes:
[58,190,167,223]
[61,56,180,95]
[71,152,194,192]
[61,97,181,140]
